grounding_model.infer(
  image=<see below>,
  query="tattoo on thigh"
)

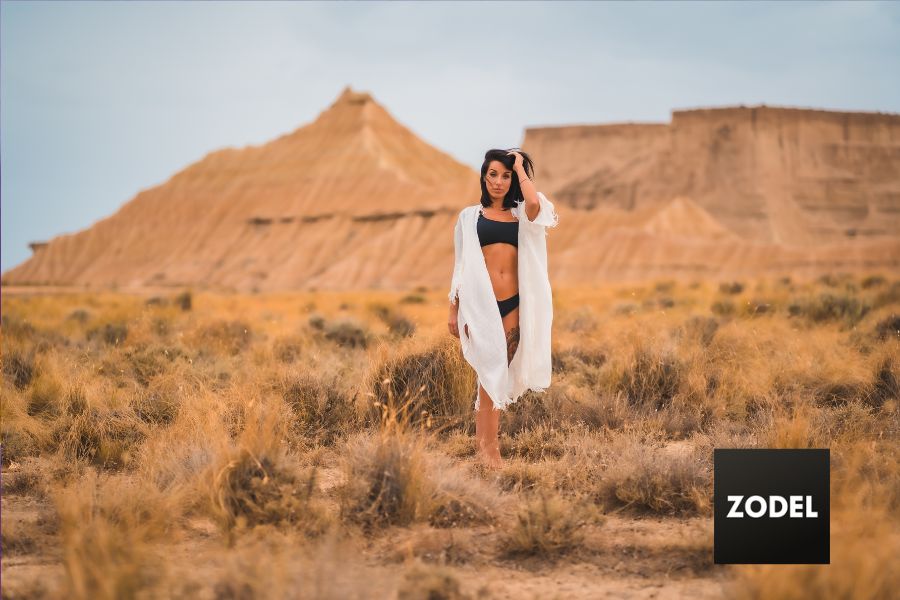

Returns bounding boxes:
[506,325,520,365]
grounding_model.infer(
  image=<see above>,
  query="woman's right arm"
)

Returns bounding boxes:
[448,212,463,337]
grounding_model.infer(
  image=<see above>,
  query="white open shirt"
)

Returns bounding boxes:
[449,191,560,411]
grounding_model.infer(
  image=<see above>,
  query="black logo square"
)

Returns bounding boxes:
[714,448,829,564]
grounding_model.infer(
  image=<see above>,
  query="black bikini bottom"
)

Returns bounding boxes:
[497,293,520,318]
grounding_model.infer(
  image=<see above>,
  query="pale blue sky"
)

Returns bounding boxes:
[2,0,899,273]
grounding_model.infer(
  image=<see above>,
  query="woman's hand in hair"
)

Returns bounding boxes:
[507,150,524,172]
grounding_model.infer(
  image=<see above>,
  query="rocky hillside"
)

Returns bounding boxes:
[3,91,898,292]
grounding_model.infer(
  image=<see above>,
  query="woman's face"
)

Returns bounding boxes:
[484,160,512,201]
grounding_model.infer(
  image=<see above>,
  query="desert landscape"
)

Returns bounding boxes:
[1,273,898,598]
[2,85,899,599]
[3,88,899,292]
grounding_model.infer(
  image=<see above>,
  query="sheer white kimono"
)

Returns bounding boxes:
[448,191,560,411]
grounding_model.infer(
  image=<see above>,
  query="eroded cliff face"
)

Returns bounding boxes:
[525,106,900,245]
[3,94,898,292]
[2,87,480,291]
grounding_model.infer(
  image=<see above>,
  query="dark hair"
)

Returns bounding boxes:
[479,148,535,209]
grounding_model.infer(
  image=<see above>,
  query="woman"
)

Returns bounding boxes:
[447,148,559,469]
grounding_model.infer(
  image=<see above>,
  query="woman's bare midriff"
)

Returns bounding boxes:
[482,244,518,300]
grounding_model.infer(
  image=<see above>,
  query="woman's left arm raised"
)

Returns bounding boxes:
[508,151,540,222]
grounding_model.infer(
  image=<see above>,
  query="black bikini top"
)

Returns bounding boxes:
[477,211,519,248]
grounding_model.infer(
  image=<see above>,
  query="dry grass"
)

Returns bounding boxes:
[204,403,333,541]
[498,489,603,559]
[1,275,898,597]
[336,411,503,531]
[53,468,182,600]
[726,440,900,600]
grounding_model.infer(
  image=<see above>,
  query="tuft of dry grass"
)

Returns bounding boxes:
[498,489,602,559]
[495,458,554,493]
[593,431,712,516]
[321,316,371,348]
[369,301,417,339]
[203,403,332,541]
[53,468,182,600]
[54,404,148,470]
[397,561,472,600]
[278,372,360,447]
[504,421,574,461]
[337,415,502,531]
[3,343,39,390]
[363,336,474,432]
[618,344,686,412]
[188,318,254,356]
[787,291,872,329]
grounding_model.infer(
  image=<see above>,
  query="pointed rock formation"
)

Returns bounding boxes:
[2,86,480,291]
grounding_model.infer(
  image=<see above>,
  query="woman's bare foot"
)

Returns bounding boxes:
[485,455,504,470]
[478,443,504,470]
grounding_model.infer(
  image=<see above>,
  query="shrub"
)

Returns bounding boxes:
[87,322,129,346]
[711,300,736,317]
[54,469,178,600]
[593,438,712,516]
[564,306,599,332]
[498,490,598,559]
[619,347,685,411]
[496,460,551,493]
[369,303,416,338]
[124,343,185,387]
[27,372,63,418]
[193,320,253,356]
[323,318,370,349]
[655,280,676,293]
[174,290,192,311]
[1,313,36,340]
[677,315,719,346]
[208,449,327,538]
[719,281,744,295]
[551,345,607,374]
[873,281,900,309]
[307,313,326,330]
[366,340,472,431]
[67,309,91,324]
[272,335,304,363]
[144,296,167,307]
[873,314,900,341]
[869,357,900,409]
[280,374,359,446]
[130,378,182,426]
[861,275,886,289]
[397,563,468,600]
[205,407,331,540]
[788,293,871,328]
[506,422,570,461]
[742,299,773,316]
[337,428,499,531]
[3,346,38,390]
[55,408,148,469]
[337,429,428,530]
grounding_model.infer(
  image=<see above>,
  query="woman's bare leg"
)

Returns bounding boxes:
[476,384,502,468]
[475,304,519,469]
